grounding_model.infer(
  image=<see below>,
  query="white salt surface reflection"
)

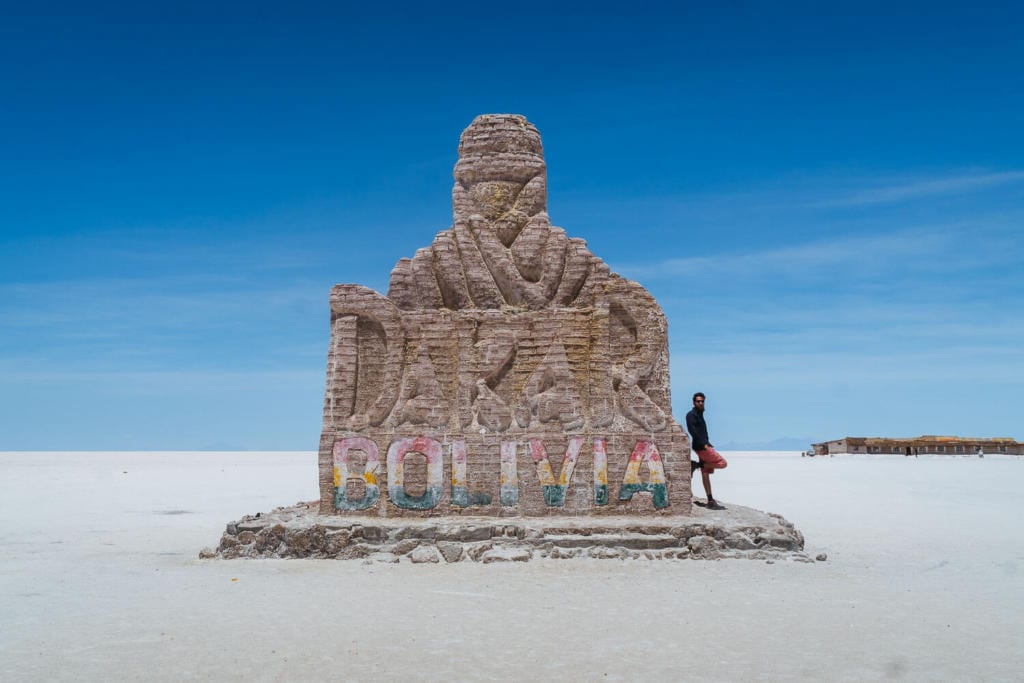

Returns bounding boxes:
[1,451,1022,681]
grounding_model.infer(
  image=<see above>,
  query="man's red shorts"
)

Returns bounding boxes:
[697,446,728,474]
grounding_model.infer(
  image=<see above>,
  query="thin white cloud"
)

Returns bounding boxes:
[811,170,1024,208]
[618,212,1024,282]
[618,227,953,280]
[556,169,1024,217]
[0,277,322,325]
[672,344,1024,386]
[0,365,322,387]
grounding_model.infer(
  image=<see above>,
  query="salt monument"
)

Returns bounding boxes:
[209,115,807,562]
[318,114,689,517]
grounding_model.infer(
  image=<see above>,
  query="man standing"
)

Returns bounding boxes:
[686,392,728,510]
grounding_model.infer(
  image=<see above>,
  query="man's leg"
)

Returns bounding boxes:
[698,447,727,507]
[700,466,713,502]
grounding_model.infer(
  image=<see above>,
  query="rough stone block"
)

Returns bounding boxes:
[481,546,532,563]
[756,531,801,550]
[724,532,758,550]
[687,535,722,556]
[411,545,441,563]
[437,541,465,563]
[438,524,491,542]
[324,529,352,554]
[392,539,420,555]
[466,542,494,561]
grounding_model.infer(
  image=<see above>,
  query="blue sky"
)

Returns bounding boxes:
[2,2,1022,450]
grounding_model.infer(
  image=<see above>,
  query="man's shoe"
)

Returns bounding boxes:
[691,459,703,473]
[706,499,726,510]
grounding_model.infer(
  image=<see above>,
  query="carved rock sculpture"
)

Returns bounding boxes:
[317,114,691,517]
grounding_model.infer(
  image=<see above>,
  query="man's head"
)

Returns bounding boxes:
[692,392,705,410]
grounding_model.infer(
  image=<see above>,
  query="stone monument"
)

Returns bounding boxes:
[208,114,810,562]
[317,114,691,517]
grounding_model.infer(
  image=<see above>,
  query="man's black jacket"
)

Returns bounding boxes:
[686,408,710,451]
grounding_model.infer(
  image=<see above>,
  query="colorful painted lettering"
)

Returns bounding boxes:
[529,436,585,506]
[618,439,669,508]
[592,437,609,506]
[450,439,492,507]
[332,437,381,511]
[386,436,444,509]
[499,440,518,506]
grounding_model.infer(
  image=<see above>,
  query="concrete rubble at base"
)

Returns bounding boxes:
[203,501,811,563]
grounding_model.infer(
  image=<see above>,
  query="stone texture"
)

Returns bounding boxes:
[687,535,722,557]
[410,545,441,563]
[208,501,807,563]
[392,539,421,555]
[437,541,465,563]
[481,546,533,563]
[317,114,690,518]
[724,532,759,550]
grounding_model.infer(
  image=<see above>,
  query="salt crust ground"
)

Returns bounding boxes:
[2,451,1022,681]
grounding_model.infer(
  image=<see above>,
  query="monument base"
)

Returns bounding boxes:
[204,503,810,563]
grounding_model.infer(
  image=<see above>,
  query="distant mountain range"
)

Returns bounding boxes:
[718,437,816,452]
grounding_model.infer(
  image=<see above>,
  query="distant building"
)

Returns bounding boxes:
[811,436,1023,456]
